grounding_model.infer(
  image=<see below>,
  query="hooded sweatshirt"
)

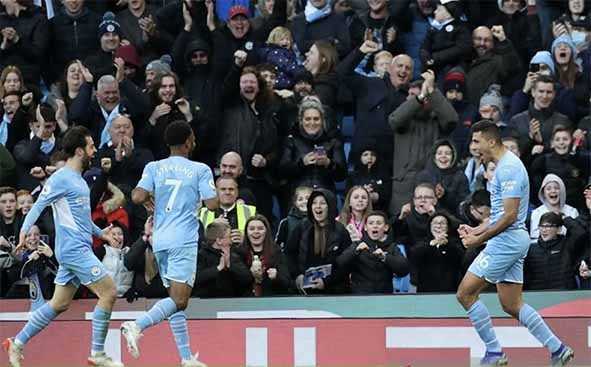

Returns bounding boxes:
[415,139,470,215]
[529,174,579,241]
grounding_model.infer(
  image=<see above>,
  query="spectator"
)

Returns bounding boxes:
[338,186,372,242]
[13,104,64,190]
[525,211,587,290]
[577,185,591,288]
[258,26,305,90]
[485,0,542,97]
[502,136,522,158]
[286,189,351,294]
[301,40,340,109]
[95,221,134,297]
[123,215,167,299]
[399,0,433,79]
[48,0,100,84]
[443,67,478,157]
[530,126,590,210]
[0,187,22,241]
[218,56,279,220]
[114,44,144,87]
[1,91,31,152]
[240,214,291,296]
[0,0,49,85]
[463,139,484,193]
[48,60,88,114]
[337,210,409,294]
[465,25,521,105]
[217,152,256,205]
[336,40,413,168]
[290,0,351,58]
[410,212,464,292]
[388,70,458,214]
[95,114,154,195]
[195,220,254,297]
[550,0,591,49]
[529,173,580,241]
[346,143,390,211]
[420,0,471,79]
[479,85,519,141]
[279,97,347,193]
[458,189,491,228]
[509,50,577,122]
[275,185,312,252]
[146,72,194,159]
[143,54,172,93]
[415,139,469,216]
[84,11,125,81]
[511,75,572,156]
[117,0,167,65]
[0,65,28,100]
[211,2,287,78]
[90,179,129,240]
[15,189,32,216]
[551,34,590,121]
[198,176,257,246]
[254,0,296,28]
[69,74,149,149]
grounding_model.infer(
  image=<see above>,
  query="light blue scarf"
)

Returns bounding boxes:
[428,17,454,31]
[99,104,120,149]
[40,135,55,154]
[305,0,332,23]
[0,113,10,146]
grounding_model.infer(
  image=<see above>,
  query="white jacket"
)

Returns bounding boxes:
[102,245,134,297]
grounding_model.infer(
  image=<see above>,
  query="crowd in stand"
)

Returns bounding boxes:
[0,0,590,301]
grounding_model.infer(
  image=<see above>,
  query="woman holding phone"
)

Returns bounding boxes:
[279,97,347,194]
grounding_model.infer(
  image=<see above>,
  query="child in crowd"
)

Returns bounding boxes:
[15,190,33,216]
[337,211,409,294]
[258,26,305,90]
[275,186,312,252]
[95,221,134,298]
[410,212,464,293]
[346,145,390,211]
[416,139,469,216]
[338,186,372,242]
[529,174,579,241]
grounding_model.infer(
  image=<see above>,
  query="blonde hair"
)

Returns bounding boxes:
[267,26,293,46]
[338,186,373,226]
[0,65,25,99]
[374,50,393,63]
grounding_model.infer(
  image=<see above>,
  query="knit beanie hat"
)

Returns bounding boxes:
[551,35,577,58]
[529,51,556,75]
[443,67,465,94]
[115,44,141,68]
[99,12,121,37]
[479,84,503,111]
[146,54,173,74]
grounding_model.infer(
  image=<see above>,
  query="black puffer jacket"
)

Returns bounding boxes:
[337,233,409,294]
[279,127,347,193]
[420,19,472,77]
[0,6,49,85]
[285,189,351,294]
[415,139,470,215]
[524,217,588,290]
[48,7,100,83]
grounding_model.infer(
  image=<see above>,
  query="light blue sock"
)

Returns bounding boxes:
[15,303,57,345]
[169,311,192,360]
[136,297,177,331]
[519,303,561,354]
[91,306,111,354]
[28,274,45,312]
[467,300,502,353]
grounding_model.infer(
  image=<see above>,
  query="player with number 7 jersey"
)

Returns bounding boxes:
[122,122,218,367]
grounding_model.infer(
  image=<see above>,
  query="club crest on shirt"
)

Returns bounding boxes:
[91,266,102,277]
[41,184,51,197]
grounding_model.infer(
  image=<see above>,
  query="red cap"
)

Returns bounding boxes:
[228,5,249,19]
[115,44,142,68]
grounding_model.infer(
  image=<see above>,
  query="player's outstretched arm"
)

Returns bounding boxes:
[203,196,219,211]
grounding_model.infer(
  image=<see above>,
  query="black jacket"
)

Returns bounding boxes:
[0,6,49,85]
[279,128,347,193]
[13,135,62,191]
[123,237,167,299]
[290,11,351,58]
[337,234,409,294]
[94,144,154,195]
[410,234,464,293]
[285,189,351,293]
[275,206,307,252]
[420,19,472,76]
[48,7,100,83]
[195,244,253,298]
[239,245,292,296]
[524,217,588,290]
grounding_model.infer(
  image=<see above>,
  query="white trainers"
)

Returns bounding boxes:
[120,321,142,359]
[181,353,208,367]
[87,352,124,367]
[2,338,23,367]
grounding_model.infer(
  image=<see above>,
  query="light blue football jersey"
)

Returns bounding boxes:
[489,151,529,233]
[21,166,102,261]
[136,156,216,252]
